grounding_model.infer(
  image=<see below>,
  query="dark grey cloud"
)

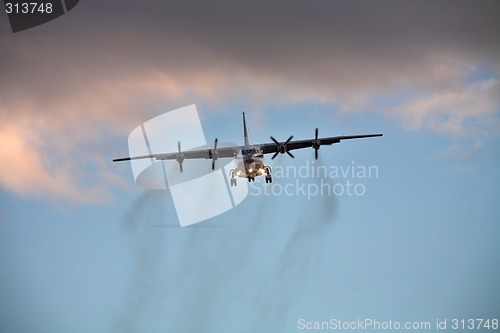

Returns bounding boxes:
[3,0,499,94]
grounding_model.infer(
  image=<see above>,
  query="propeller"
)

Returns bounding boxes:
[176,141,184,173]
[208,138,219,170]
[270,135,294,159]
[312,128,321,160]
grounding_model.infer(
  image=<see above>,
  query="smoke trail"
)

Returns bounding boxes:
[276,156,337,310]
[114,190,169,333]
[115,159,339,332]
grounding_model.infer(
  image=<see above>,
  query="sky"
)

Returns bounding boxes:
[1,1,499,332]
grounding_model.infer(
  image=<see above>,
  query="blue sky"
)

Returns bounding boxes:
[1,1,499,333]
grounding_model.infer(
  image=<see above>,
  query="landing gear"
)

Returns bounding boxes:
[229,170,238,187]
[264,166,272,184]
[229,166,273,186]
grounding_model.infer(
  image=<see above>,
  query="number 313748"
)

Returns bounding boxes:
[5,2,53,14]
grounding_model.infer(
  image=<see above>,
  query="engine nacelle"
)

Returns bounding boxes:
[312,128,321,160]
[312,139,321,150]
[270,135,295,159]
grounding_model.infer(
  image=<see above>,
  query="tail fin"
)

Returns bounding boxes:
[242,112,250,145]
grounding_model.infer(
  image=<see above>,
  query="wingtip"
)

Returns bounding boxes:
[112,157,131,162]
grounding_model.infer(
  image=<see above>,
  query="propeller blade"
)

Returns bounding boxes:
[313,128,320,159]
[176,141,184,172]
[271,135,294,158]
[210,138,218,170]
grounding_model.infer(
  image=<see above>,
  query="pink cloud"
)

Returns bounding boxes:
[389,78,500,136]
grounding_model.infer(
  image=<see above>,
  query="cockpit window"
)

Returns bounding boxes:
[242,148,260,156]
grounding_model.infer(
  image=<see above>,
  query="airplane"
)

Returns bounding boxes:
[113,113,382,186]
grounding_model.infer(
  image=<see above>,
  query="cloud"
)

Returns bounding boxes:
[388,78,500,136]
[1,0,499,202]
[0,117,120,203]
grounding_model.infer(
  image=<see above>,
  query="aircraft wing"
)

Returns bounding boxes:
[113,145,239,162]
[258,133,383,158]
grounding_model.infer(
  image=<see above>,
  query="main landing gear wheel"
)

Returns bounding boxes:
[229,170,238,187]
[265,166,272,183]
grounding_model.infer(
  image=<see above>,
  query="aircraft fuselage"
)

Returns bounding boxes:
[227,112,272,184]
[232,145,269,181]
